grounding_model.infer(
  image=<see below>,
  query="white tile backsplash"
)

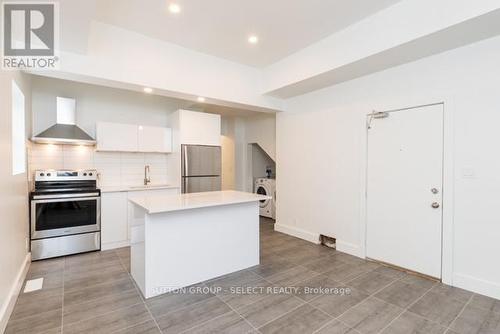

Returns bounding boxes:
[28,143,170,188]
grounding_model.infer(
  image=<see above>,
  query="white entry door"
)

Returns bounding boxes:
[366,104,443,278]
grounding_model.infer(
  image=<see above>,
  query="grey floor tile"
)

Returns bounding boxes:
[372,266,406,280]
[146,284,215,318]
[266,265,320,286]
[281,247,332,265]
[293,274,343,302]
[251,257,297,278]
[408,291,466,326]
[24,271,64,289]
[64,250,120,268]
[401,274,436,290]
[375,276,433,309]
[324,262,380,283]
[155,296,231,333]
[64,275,136,307]
[63,303,152,334]
[430,284,473,303]
[310,286,369,318]
[259,304,331,334]
[302,255,348,274]
[347,271,397,295]
[469,294,500,313]
[115,246,131,258]
[40,327,63,334]
[64,257,122,276]
[339,297,402,334]
[6,219,500,334]
[28,258,64,277]
[5,308,62,334]
[315,320,359,334]
[183,311,254,334]
[63,289,143,325]
[217,277,274,309]
[238,294,304,328]
[64,268,130,293]
[450,304,500,334]
[206,268,262,288]
[331,252,367,265]
[9,286,63,321]
[382,311,447,334]
[112,320,161,334]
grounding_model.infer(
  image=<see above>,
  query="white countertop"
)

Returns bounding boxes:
[100,184,180,193]
[128,190,271,214]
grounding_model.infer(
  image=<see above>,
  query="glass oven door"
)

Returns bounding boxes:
[31,194,101,239]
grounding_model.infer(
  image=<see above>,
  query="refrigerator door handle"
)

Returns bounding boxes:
[183,145,189,176]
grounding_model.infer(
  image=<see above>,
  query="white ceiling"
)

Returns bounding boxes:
[92,0,402,67]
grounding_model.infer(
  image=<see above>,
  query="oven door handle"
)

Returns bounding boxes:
[32,193,100,200]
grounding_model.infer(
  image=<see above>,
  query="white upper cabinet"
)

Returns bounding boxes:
[138,126,172,153]
[96,122,172,153]
[179,110,221,146]
[97,122,138,152]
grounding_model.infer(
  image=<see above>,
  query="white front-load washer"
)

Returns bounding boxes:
[254,178,276,219]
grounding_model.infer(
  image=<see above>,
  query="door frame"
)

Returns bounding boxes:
[360,96,455,285]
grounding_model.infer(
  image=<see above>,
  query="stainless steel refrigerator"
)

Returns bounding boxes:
[181,145,222,193]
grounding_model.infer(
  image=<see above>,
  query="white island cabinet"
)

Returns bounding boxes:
[128,190,270,299]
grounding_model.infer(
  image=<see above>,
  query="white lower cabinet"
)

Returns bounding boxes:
[101,188,180,250]
[101,192,129,250]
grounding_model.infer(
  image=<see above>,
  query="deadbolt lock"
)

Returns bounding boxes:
[431,202,440,209]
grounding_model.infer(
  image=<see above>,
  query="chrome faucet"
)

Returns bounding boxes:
[144,165,151,186]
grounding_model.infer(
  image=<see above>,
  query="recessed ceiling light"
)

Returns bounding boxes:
[143,87,153,94]
[197,96,206,103]
[168,3,181,14]
[248,35,259,44]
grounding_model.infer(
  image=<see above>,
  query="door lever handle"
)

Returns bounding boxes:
[431,202,440,209]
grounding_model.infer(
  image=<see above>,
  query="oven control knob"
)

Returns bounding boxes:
[40,173,45,176]
[89,173,93,176]
[83,173,87,176]
[47,173,51,176]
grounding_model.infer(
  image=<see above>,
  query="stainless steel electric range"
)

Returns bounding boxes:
[30,170,101,260]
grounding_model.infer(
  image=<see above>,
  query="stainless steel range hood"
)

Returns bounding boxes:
[31,97,96,146]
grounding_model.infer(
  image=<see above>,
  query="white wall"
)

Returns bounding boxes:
[219,114,276,192]
[277,35,500,299]
[30,76,186,188]
[245,114,276,161]
[31,76,184,138]
[42,21,283,112]
[0,71,31,331]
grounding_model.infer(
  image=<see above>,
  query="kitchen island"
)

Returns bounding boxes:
[128,190,270,298]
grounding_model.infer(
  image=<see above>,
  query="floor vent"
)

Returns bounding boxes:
[320,235,336,249]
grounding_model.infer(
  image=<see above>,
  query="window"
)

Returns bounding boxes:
[12,80,26,175]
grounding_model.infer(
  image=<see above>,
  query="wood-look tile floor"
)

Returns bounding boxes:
[6,217,500,334]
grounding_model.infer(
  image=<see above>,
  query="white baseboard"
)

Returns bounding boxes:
[453,272,500,300]
[0,253,31,333]
[336,240,363,258]
[274,224,320,244]
[101,240,130,251]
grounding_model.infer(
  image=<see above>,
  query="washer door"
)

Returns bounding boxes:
[256,185,270,208]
